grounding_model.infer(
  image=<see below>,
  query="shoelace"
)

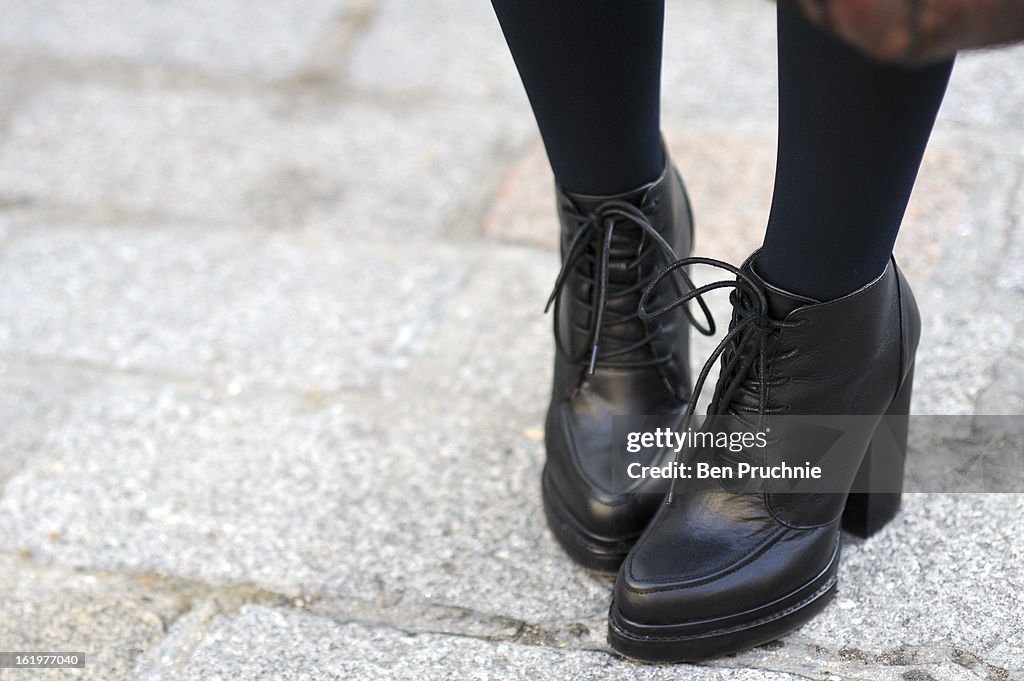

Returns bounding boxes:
[638,256,808,504]
[545,200,714,374]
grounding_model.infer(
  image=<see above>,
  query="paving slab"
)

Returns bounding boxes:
[0,226,466,392]
[0,553,189,681]
[0,83,528,235]
[0,0,351,79]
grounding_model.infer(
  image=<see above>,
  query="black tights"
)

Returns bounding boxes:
[491,1,954,301]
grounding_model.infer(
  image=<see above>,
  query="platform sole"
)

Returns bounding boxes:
[608,542,840,661]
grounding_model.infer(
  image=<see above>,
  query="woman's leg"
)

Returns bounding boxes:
[759,4,954,301]
[490,0,665,195]
[492,0,700,572]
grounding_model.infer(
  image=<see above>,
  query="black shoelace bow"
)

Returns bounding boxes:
[639,257,808,504]
[545,200,714,375]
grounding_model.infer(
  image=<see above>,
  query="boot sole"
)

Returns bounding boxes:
[541,467,642,574]
[607,540,840,661]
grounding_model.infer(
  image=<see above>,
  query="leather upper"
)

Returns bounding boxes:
[615,253,920,625]
[545,159,696,542]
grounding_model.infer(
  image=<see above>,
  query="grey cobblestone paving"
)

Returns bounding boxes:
[1,0,1023,679]
[0,0,353,78]
[0,85,527,234]
[0,227,469,391]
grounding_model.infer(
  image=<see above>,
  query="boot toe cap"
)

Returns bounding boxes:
[614,508,840,627]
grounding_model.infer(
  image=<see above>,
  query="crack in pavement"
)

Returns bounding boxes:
[1,549,1017,679]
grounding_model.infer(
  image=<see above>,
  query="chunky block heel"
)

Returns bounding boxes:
[842,364,914,538]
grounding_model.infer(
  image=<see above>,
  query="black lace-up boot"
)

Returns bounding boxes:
[542,155,710,573]
[608,251,919,660]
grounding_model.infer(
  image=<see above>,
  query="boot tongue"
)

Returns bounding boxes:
[558,183,658,289]
[740,256,819,320]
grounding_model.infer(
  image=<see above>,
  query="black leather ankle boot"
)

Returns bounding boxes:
[608,252,919,660]
[542,157,709,573]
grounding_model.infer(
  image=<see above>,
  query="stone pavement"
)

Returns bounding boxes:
[0,0,1022,679]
